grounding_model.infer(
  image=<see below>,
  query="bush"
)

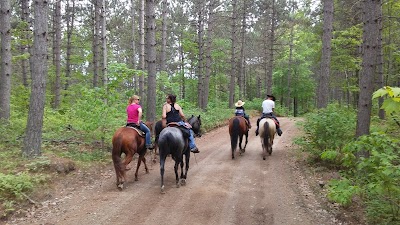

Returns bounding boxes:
[297,103,356,162]
[329,133,400,224]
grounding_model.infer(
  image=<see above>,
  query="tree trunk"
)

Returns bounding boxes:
[267,0,276,96]
[160,0,168,72]
[317,0,334,109]
[229,0,238,108]
[65,0,75,93]
[101,0,107,87]
[238,0,247,98]
[23,0,48,158]
[139,0,145,98]
[52,0,62,109]
[355,0,382,150]
[287,19,294,111]
[93,0,101,87]
[21,0,30,87]
[130,0,137,92]
[202,0,217,110]
[145,0,156,122]
[197,0,205,108]
[0,0,12,121]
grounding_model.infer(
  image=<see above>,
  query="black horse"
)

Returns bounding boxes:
[157,115,201,194]
[154,115,201,155]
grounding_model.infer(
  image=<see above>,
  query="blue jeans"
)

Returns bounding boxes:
[177,121,197,149]
[139,122,152,146]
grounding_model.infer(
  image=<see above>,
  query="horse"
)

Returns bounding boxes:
[228,116,249,159]
[111,121,153,190]
[259,118,276,160]
[153,115,201,158]
[158,116,202,194]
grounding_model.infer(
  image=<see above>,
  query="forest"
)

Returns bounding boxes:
[0,0,399,224]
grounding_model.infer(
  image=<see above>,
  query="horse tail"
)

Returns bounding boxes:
[155,120,163,143]
[112,134,124,180]
[231,118,239,151]
[263,121,269,148]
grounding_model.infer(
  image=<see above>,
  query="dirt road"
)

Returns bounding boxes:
[6,117,345,225]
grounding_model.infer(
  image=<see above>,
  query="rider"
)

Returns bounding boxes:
[162,94,200,153]
[255,94,283,136]
[126,95,154,150]
[234,99,251,128]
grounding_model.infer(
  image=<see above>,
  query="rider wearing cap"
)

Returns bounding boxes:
[255,94,283,136]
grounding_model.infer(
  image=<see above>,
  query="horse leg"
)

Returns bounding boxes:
[141,154,149,173]
[239,136,244,155]
[261,139,267,160]
[181,152,189,186]
[174,161,180,188]
[160,156,166,194]
[134,155,142,181]
[244,133,248,150]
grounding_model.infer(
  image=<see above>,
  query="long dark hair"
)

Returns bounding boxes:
[166,94,177,104]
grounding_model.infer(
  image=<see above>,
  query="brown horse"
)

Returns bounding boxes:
[112,121,153,190]
[259,118,276,160]
[228,116,249,159]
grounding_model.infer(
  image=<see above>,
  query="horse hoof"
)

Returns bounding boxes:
[135,177,139,181]
[117,183,124,190]
[161,186,165,194]
[181,179,186,186]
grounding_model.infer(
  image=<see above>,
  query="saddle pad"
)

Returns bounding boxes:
[126,126,146,137]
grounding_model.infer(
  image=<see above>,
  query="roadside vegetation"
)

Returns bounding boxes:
[296,87,400,224]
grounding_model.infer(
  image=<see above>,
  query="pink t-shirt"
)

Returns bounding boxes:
[126,104,141,123]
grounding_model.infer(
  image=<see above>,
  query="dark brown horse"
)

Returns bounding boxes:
[112,121,153,190]
[228,116,249,159]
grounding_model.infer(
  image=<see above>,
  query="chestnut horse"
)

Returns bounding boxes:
[228,116,249,159]
[112,121,153,190]
[259,118,276,160]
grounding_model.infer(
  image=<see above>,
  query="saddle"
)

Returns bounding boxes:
[125,123,146,137]
[167,122,191,139]
[235,115,251,129]
[258,115,280,128]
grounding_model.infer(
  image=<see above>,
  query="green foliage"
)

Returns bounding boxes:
[0,172,47,215]
[297,103,356,161]
[329,133,400,223]
[373,86,400,114]
[25,157,51,172]
[327,178,360,207]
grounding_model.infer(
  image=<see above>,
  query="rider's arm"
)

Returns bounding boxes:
[137,107,143,123]
[161,104,168,127]
[176,104,186,121]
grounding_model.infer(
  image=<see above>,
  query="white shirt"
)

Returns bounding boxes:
[262,99,275,114]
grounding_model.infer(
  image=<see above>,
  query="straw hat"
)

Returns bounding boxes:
[235,100,245,107]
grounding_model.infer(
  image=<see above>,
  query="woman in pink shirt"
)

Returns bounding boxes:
[126,95,154,149]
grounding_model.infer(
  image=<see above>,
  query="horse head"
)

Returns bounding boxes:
[188,115,202,137]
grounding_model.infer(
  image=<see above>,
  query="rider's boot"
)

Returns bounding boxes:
[276,128,283,136]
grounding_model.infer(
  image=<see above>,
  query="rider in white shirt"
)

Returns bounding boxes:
[255,95,283,136]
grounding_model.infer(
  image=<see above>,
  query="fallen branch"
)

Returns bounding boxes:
[21,192,37,205]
